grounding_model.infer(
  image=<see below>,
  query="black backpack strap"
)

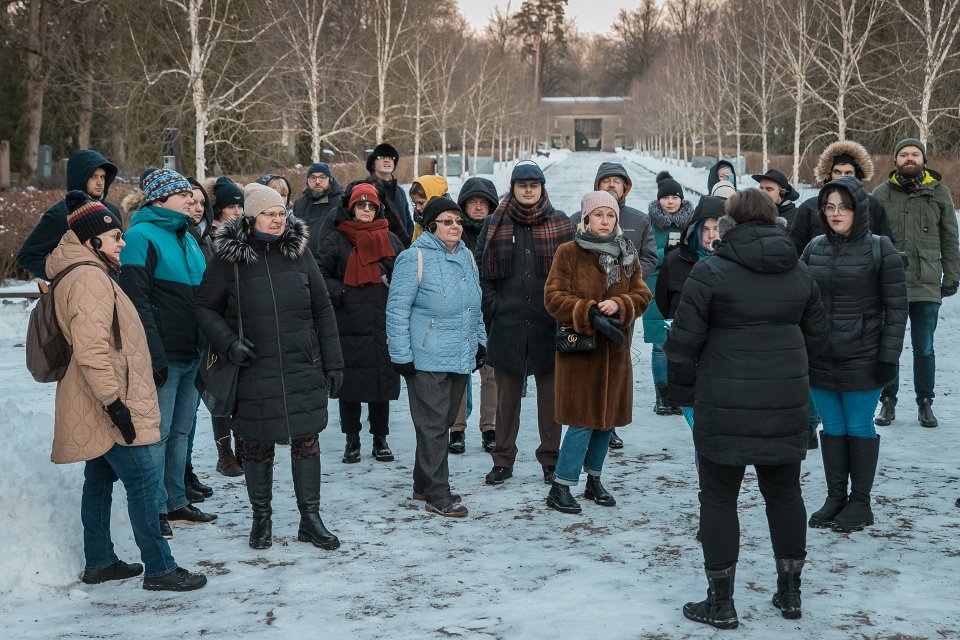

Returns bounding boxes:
[871,234,882,274]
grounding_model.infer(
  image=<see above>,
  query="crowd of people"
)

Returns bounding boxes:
[17,137,957,627]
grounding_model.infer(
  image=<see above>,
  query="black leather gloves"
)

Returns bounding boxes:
[393,361,416,378]
[942,280,958,298]
[875,362,898,385]
[589,306,626,345]
[325,370,343,399]
[153,367,167,388]
[227,337,256,366]
[474,345,487,372]
[105,398,137,445]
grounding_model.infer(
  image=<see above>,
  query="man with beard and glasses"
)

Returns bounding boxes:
[872,138,959,428]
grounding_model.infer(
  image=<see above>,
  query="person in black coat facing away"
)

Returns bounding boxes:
[294,162,344,257]
[195,183,344,552]
[801,176,907,533]
[316,182,405,465]
[666,189,829,628]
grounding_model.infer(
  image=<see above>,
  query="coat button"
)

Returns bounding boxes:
[525,248,531,254]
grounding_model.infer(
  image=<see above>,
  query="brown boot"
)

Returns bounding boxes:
[216,437,243,477]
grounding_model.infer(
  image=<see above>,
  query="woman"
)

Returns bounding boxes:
[195,183,344,551]
[316,182,405,465]
[543,191,651,514]
[667,189,829,627]
[408,175,448,242]
[644,171,694,416]
[801,176,907,533]
[386,196,486,517]
[256,173,293,209]
[48,191,206,591]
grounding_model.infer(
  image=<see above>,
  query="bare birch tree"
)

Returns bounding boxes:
[368,0,410,144]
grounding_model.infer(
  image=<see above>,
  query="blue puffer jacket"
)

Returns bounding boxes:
[387,232,485,374]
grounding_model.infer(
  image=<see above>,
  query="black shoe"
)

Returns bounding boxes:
[143,567,207,592]
[372,435,394,462]
[292,456,340,550]
[425,500,469,517]
[918,397,938,428]
[243,459,273,550]
[772,558,804,619]
[485,466,512,485]
[583,475,616,506]
[167,504,218,524]
[546,482,582,514]
[185,483,205,504]
[874,395,896,426]
[185,462,213,497]
[683,565,739,630]
[481,430,496,453]
[808,432,849,528]
[542,465,556,485]
[832,435,879,532]
[448,430,466,455]
[159,514,173,539]
[412,489,462,503]
[654,385,673,416]
[608,429,624,449]
[342,433,361,464]
[695,528,702,542]
[81,560,143,584]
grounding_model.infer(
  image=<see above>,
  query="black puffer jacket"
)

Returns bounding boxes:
[790,193,894,256]
[665,221,829,466]
[315,206,404,404]
[194,214,343,442]
[294,179,344,260]
[800,177,907,392]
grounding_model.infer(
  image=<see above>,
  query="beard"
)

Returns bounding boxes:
[305,186,328,199]
[897,161,924,178]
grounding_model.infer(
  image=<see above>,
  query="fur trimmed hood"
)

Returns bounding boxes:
[815,140,874,184]
[121,188,146,217]
[213,213,309,264]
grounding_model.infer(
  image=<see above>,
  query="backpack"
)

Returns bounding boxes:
[25,263,121,383]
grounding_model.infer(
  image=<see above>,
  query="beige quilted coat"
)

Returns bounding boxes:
[46,232,161,464]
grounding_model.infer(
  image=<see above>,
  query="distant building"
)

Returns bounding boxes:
[539,97,632,152]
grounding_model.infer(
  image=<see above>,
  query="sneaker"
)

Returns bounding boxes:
[143,567,207,592]
[485,466,513,485]
[159,514,173,539]
[81,560,143,584]
[167,504,218,524]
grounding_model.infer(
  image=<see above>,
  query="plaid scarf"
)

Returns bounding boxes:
[481,192,572,280]
[894,171,925,193]
[336,218,395,287]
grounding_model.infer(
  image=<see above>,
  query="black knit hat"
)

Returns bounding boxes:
[366,143,400,173]
[212,177,243,213]
[656,171,684,200]
[421,196,462,230]
[66,190,122,244]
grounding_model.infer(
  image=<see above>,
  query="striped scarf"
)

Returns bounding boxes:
[480,192,572,280]
[895,171,925,194]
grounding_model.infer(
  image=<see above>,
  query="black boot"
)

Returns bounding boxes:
[918,397,938,428]
[448,430,466,455]
[243,459,273,550]
[832,435,880,532]
[683,565,739,630]
[292,456,340,550]
[481,430,496,453]
[372,435,394,462]
[545,482,582,514]
[185,482,205,504]
[654,385,673,416]
[874,396,896,426]
[215,437,243,477]
[583,475,616,506]
[808,432,849,528]
[772,558,804,619]
[608,429,624,449]
[185,462,213,497]
[342,433,361,464]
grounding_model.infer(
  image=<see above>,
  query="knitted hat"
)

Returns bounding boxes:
[212,177,244,211]
[142,168,192,204]
[243,182,286,217]
[710,180,737,200]
[348,182,381,211]
[306,162,332,181]
[580,190,619,218]
[894,137,927,162]
[511,160,546,186]
[366,143,400,173]
[656,171,684,200]
[421,196,462,230]
[139,166,160,190]
[66,190,122,244]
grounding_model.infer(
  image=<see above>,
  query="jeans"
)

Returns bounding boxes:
[82,444,178,578]
[554,427,614,486]
[810,387,882,438]
[883,301,940,401]
[651,341,667,386]
[149,358,201,513]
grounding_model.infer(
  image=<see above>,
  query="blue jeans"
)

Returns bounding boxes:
[883,301,940,402]
[149,358,201,513]
[82,444,178,578]
[810,388,882,438]
[651,342,667,386]
[554,426,614,486]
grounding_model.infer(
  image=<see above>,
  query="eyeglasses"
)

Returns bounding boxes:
[822,204,853,215]
[105,231,124,242]
[258,211,286,220]
[354,202,378,212]
[434,218,463,227]
[307,175,328,183]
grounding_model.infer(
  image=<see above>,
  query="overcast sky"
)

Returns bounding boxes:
[457,0,640,35]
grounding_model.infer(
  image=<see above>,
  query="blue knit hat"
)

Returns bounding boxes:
[307,162,332,181]
[142,168,192,204]
[510,160,545,186]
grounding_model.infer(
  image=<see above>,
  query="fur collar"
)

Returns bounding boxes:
[214,214,309,264]
[648,199,694,230]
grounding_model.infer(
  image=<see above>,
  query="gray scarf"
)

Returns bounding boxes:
[575,229,638,290]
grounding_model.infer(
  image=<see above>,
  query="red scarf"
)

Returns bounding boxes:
[337,219,395,287]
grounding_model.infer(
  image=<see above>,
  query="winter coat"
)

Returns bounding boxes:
[17,150,120,280]
[665,220,829,466]
[458,177,500,260]
[386,231,485,374]
[545,241,651,429]
[294,178,344,260]
[194,215,343,442]
[47,232,161,464]
[567,162,659,278]
[801,179,907,392]
[791,194,894,256]
[707,159,737,193]
[872,170,960,303]
[315,207,404,403]
[374,175,415,237]
[118,206,206,373]
[642,200,695,345]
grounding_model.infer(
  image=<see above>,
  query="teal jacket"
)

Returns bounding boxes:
[643,200,695,345]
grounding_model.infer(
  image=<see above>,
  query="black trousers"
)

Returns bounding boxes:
[339,400,390,436]
[698,454,807,570]
[211,415,232,441]
[407,371,469,505]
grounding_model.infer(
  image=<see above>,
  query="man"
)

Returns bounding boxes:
[119,168,216,538]
[752,169,801,229]
[790,140,895,256]
[569,161,658,449]
[872,138,959,428]
[366,143,414,238]
[17,149,120,280]
[707,159,737,194]
[293,162,344,258]
[477,161,573,486]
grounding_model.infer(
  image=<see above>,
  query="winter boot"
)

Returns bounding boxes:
[215,437,243,477]
[243,458,273,550]
[832,435,880,532]
[772,558,804,619]
[185,481,205,504]
[372,435,394,462]
[583,475,616,506]
[682,564,739,630]
[874,396,896,426]
[808,432,849,528]
[545,482,582,514]
[342,433,361,464]
[448,430,466,455]
[292,456,340,550]
[918,397,938,428]
[608,429,624,449]
[185,462,213,497]
[654,385,673,416]
[481,429,496,453]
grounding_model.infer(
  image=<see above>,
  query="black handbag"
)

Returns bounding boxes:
[556,324,597,353]
[197,264,242,417]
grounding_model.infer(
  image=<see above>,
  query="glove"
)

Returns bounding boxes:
[227,337,256,366]
[105,398,137,445]
[393,361,416,378]
[325,369,343,399]
[153,367,168,388]
[941,280,958,298]
[589,306,626,345]
[875,362,898,385]
[474,345,487,372]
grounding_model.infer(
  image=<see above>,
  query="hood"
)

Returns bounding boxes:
[414,175,448,200]
[188,178,215,234]
[129,205,193,235]
[67,150,118,202]
[457,177,500,211]
[818,176,869,242]
[45,230,109,279]
[715,221,798,273]
[121,189,145,218]
[707,160,737,193]
[214,213,309,265]
[593,162,633,201]
[815,140,874,184]
[683,196,725,246]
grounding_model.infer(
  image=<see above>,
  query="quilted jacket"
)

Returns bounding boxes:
[47,232,161,464]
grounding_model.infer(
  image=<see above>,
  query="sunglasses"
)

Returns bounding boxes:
[354,202,378,212]
[434,218,463,227]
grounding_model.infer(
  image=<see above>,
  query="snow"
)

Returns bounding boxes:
[2,151,960,639]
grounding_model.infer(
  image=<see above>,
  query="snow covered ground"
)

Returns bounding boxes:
[2,151,960,639]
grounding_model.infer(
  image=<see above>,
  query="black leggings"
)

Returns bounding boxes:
[238,436,320,463]
[339,400,390,436]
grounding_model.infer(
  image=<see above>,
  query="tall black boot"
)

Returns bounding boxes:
[243,459,273,550]
[772,558,804,619]
[292,456,340,550]
[808,433,849,528]
[683,565,739,630]
[832,435,880,532]
[654,384,672,416]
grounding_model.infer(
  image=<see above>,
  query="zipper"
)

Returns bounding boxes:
[263,245,293,443]
[422,318,436,347]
